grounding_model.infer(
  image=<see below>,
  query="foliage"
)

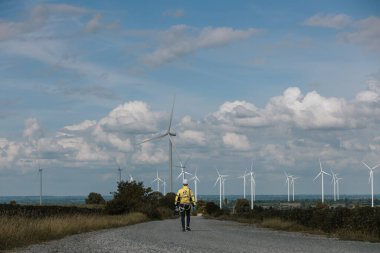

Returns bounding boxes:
[0,204,102,218]
[105,181,176,219]
[234,199,250,215]
[85,192,106,205]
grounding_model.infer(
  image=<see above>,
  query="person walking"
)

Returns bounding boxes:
[175,179,196,232]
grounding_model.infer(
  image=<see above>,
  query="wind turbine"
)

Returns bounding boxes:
[191,168,200,202]
[140,97,176,192]
[176,156,192,181]
[214,169,228,209]
[290,175,299,202]
[152,169,163,192]
[129,174,134,183]
[163,179,167,195]
[336,177,343,200]
[314,159,330,203]
[249,160,256,209]
[284,171,292,202]
[330,169,338,202]
[362,161,380,207]
[117,167,122,183]
[238,169,249,199]
[38,161,42,206]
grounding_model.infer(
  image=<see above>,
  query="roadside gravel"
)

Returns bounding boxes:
[11,216,380,253]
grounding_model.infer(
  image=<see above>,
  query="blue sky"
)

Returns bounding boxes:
[1,0,380,198]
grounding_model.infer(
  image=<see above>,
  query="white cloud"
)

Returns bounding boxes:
[163,9,185,18]
[64,120,97,131]
[23,118,43,139]
[98,101,163,134]
[180,130,206,145]
[222,132,251,150]
[132,142,167,164]
[84,13,119,33]
[141,26,260,67]
[303,13,352,29]
[339,16,380,52]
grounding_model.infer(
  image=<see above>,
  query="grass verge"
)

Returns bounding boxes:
[0,212,148,251]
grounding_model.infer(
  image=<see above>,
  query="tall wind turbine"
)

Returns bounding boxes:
[163,179,167,195]
[38,162,42,206]
[140,97,176,192]
[284,171,292,202]
[336,177,343,200]
[191,168,200,202]
[314,159,330,203]
[214,169,228,209]
[152,169,163,192]
[290,175,299,202]
[117,167,122,183]
[238,169,249,199]
[362,161,380,207]
[330,169,338,202]
[249,160,256,209]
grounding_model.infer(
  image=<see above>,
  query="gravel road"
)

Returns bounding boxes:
[11,216,380,253]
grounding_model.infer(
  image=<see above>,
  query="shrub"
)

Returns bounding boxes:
[85,192,105,205]
[235,199,250,215]
[205,201,220,216]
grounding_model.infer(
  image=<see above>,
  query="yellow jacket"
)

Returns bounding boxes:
[175,185,196,205]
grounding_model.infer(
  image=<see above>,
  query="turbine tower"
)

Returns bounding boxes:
[191,168,200,202]
[140,96,176,192]
[249,160,256,209]
[129,174,134,183]
[336,177,343,200]
[163,179,167,195]
[117,167,122,183]
[314,159,330,203]
[362,161,380,207]
[284,171,292,202]
[214,169,228,209]
[330,169,338,202]
[152,169,163,192]
[38,162,42,206]
[290,175,299,202]
[238,169,249,199]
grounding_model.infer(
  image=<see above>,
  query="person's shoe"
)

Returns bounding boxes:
[182,227,186,232]
[186,227,191,231]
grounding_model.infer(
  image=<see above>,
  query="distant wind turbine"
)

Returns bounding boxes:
[330,169,338,202]
[290,175,299,202]
[140,96,176,192]
[362,161,380,207]
[336,177,343,200]
[129,174,134,183]
[214,169,228,209]
[238,169,249,199]
[163,179,167,195]
[117,167,122,183]
[284,171,292,202]
[38,162,42,206]
[191,168,200,202]
[152,170,163,192]
[249,160,256,209]
[314,159,330,203]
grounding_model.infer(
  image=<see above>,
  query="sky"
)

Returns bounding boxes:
[0,0,380,197]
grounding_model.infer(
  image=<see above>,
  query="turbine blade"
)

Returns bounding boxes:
[362,161,371,170]
[313,172,321,182]
[373,164,380,170]
[214,177,220,187]
[140,133,168,144]
[168,95,176,132]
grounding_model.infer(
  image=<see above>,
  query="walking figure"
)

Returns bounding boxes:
[175,179,196,231]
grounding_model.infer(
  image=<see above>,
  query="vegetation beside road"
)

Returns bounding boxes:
[0,181,176,250]
[199,199,380,242]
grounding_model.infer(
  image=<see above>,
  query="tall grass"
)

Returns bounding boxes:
[0,212,148,250]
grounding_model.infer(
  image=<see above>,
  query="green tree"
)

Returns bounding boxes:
[85,192,105,205]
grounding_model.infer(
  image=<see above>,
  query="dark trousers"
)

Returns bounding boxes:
[180,204,191,228]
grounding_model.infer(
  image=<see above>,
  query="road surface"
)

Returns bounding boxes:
[12,216,380,253]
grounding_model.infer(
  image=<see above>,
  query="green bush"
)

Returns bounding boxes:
[85,192,106,205]
[235,199,250,215]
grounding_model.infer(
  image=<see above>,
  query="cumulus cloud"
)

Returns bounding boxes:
[141,26,260,67]
[64,120,97,131]
[23,118,43,139]
[222,132,251,150]
[132,142,167,164]
[180,130,206,145]
[303,13,352,29]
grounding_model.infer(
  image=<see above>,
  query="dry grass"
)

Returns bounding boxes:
[0,212,148,250]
